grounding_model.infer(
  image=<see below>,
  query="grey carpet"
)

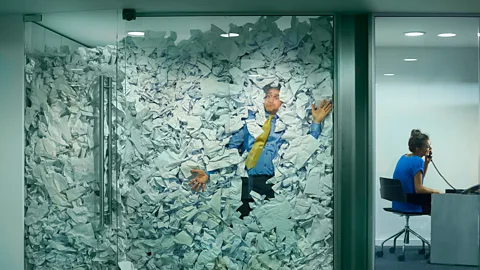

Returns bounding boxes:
[375,246,478,270]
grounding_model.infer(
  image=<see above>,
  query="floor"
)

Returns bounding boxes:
[375,246,478,270]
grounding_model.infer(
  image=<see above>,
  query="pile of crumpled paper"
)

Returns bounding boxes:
[24,16,334,270]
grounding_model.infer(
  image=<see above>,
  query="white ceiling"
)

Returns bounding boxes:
[375,18,480,90]
[376,17,480,47]
[38,12,328,47]
[2,0,478,47]
[3,0,480,47]
[3,0,480,15]
[6,0,477,47]
[375,47,479,83]
[35,11,480,48]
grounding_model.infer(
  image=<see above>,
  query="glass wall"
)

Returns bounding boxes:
[374,16,480,265]
[23,10,121,269]
[23,12,335,269]
[117,15,335,269]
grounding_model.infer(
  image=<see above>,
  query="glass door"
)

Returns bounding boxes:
[23,11,121,269]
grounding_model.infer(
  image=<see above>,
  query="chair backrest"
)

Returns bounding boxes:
[379,177,408,203]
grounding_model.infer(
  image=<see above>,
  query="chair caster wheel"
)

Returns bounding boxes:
[424,253,430,260]
[376,251,384,257]
[389,247,396,253]
[398,255,405,261]
[418,249,425,255]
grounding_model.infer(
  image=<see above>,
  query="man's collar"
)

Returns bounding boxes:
[265,111,279,120]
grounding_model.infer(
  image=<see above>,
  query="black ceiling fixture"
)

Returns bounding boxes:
[122,9,136,21]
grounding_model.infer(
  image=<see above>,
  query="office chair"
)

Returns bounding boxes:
[376,177,431,262]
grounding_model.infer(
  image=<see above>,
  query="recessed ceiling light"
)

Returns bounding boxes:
[127,31,145,37]
[404,31,425,37]
[220,33,239,38]
[384,73,395,76]
[438,33,456,37]
[404,58,417,61]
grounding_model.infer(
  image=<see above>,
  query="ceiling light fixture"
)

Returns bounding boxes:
[383,73,395,76]
[404,31,425,37]
[438,33,456,37]
[404,58,417,62]
[127,31,145,37]
[220,33,239,38]
[477,33,480,37]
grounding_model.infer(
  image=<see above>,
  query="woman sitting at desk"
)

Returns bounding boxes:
[392,129,441,215]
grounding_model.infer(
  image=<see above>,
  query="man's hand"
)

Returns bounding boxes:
[311,99,332,124]
[188,169,209,192]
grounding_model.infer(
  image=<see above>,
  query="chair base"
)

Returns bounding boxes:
[376,216,431,261]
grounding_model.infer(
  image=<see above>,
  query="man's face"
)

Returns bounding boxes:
[264,88,282,115]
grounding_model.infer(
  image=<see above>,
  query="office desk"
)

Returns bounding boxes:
[430,194,479,266]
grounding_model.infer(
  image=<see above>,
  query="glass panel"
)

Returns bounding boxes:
[118,15,335,269]
[24,10,120,269]
[374,17,480,264]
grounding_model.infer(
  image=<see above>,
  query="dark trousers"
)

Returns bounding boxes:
[237,175,274,218]
[421,204,431,215]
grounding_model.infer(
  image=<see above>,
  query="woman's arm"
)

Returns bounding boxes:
[423,161,429,177]
[413,171,440,194]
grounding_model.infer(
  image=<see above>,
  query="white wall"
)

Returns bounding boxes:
[0,15,25,269]
[375,47,480,244]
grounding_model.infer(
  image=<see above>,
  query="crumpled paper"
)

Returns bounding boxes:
[24,15,334,270]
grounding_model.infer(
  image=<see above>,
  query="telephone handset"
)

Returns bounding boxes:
[427,151,433,159]
[462,184,480,194]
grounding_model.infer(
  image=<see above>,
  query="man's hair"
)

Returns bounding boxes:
[262,83,281,94]
[408,129,429,152]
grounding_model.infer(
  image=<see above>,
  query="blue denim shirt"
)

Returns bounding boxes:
[208,110,322,177]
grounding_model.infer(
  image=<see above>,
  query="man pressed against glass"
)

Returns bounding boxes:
[189,84,332,217]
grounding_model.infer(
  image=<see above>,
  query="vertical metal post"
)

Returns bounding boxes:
[367,14,376,270]
[106,77,113,225]
[475,18,480,267]
[333,14,373,270]
[99,76,105,228]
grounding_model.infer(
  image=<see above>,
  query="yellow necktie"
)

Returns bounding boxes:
[245,115,274,169]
